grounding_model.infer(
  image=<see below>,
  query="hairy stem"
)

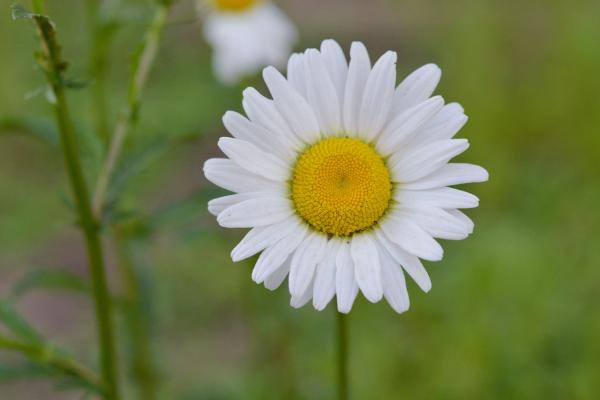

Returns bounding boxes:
[92,2,171,217]
[28,7,120,399]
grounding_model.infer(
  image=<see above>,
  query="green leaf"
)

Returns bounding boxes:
[63,77,90,90]
[0,361,54,381]
[0,115,59,147]
[0,301,43,345]
[12,269,88,298]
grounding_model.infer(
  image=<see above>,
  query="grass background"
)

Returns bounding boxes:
[1,0,599,398]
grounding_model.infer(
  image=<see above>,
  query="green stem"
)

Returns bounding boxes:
[29,9,120,400]
[87,0,112,145]
[31,0,46,13]
[337,312,348,400]
[0,335,102,392]
[114,230,159,400]
[92,2,171,217]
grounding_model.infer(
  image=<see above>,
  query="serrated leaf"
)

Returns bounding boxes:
[0,301,43,345]
[12,269,88,298]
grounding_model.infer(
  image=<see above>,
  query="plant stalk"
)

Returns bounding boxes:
[337,311,349,400]
[92,2,171,217]
[28,6,120,399]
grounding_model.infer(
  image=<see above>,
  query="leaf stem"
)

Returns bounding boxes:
[92,2,171,217]
[0,334,102,392]
[28,9,120,400]
[337,311,349,400]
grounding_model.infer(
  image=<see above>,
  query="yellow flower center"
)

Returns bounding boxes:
[213,0,258,12]
[291,138,392,237]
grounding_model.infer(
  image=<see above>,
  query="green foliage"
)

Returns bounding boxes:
[0,115,59,147]
[0,301,43,345]
[11,268,88,298]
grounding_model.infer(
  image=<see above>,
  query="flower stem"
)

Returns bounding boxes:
[28,8,120,399]
[92,2,171,217]
[337,311,349,400]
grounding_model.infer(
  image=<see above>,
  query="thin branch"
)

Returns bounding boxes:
[92,2,172,218]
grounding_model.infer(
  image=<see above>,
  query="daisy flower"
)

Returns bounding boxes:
[204,39,488,313]
[199,0,298,84]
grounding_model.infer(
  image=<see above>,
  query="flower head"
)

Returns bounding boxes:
[204,39,488,313]
[199,0,297,84]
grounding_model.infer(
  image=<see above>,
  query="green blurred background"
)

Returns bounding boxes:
[1,0,600,398]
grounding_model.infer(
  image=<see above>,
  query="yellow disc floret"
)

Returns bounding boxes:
[213,0,258,12]
[291,138,392,237]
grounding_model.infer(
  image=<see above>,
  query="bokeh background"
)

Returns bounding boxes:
[1,0,600,398]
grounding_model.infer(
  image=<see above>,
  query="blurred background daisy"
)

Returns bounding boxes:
[1,0,599,399]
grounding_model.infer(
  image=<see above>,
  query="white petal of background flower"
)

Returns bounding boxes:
[202,2,297,84]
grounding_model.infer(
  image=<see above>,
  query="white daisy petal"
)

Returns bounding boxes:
[389,139,470,183]
[252,224,308,283]
[377,241,410,313]
[357,51,397,142]
[410,103,468,147]
[376,96,445,156]
[263,66,321,144]
[304,48,342,136]
[287,53,307,97]
[208,192,273,216]
[350,234,383,303]
[320,39,348,106]
[380,212,443,261]
[395,187,479,209]
[203,158,282,193]
[222,111,295,160]
[398,206,471,240]
[231,216,302,261]
[217,197,293,228]
[343,41,371,137]
[289,232,328,297]
[218,137,290,181]
[313,239,341,311]
[391,63,441,115]
[401,163,489,190]
[446,209,475,234]
[242,87,303,150]
[335,240,359,313]
[375,230,431,292]
[291,279,314,309]
[264,257,291,290]
[202,2,297,85]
